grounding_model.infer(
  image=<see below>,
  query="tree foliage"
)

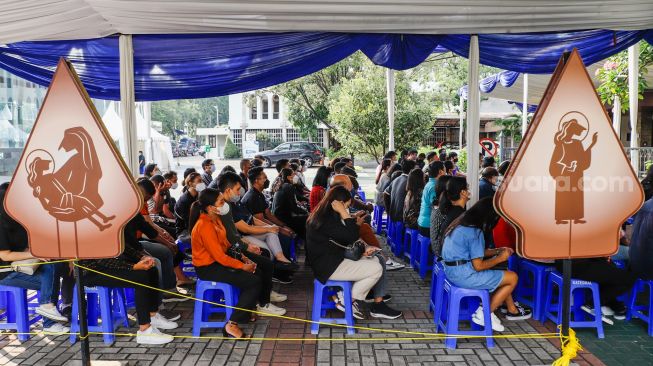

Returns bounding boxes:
[596,41,653,113]
[223,137,241,159]
[328,66,434,162]
[151,96,228,139]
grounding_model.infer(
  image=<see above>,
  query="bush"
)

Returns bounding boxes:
[223,137,241,159]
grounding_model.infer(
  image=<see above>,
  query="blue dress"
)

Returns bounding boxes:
[441,226,504,292]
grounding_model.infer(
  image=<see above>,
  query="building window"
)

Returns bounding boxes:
[7,77,11,89]
[232,129,242,148]
[249,95,257,119]
[315,129,325,147]
[209,135,217,148]
[434,128,446,142]
[0,75,4,84]
[273,95,280,119]
[286,128,302,142]
[262,95,269,119]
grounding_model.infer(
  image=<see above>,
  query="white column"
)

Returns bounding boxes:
[458,97,465,148]
[629,44,640,173]
[322,129,329,149]
[143,101,154,168]
[466,35,481,205]
[241,94,247,157]
[267,93,274,120]
[386,68,396,151]
[612,95,622,137]
[521,73,529,137]
[256,95,263,120]
[119,34,139,176]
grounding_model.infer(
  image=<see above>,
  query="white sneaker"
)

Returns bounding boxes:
[43,323,70,335]
[471,307,505,332]
[270,290,287,303]
[136,325,174,345]
[257,303,287,316]
[385,258,405,271]
[36,305,68,322]
[600,306,615,316]
[150,312,179,330]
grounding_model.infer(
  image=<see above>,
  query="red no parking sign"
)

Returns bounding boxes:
[479,138,498,158]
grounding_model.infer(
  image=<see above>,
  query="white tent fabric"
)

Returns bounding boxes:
[2,1,653,43]
[101,104,175,171]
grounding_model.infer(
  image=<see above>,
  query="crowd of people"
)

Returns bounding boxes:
[1,147,652,345]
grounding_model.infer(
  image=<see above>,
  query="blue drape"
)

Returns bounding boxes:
[0,30,651,101]
[458,70,520,100]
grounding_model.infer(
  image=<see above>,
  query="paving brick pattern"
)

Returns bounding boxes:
[0,239,620,366]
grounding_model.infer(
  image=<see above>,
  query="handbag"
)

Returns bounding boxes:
[10,259,42,275]
[329,238,366,261]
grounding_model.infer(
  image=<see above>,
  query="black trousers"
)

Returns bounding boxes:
[418,226,430,237]
[281,214,307,241]
[82,267,160,325]
[195,251,273,323]
[556,259,637,307]
[53,262,75,305]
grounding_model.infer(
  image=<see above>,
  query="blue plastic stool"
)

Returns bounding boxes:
[70,286,129,344]
[515,259,554,322]
[192,280,238,336]
[373,206,386,235]
[357,187,366,202]
[289,237,300,262]
[123,288,135,309]
[311,280,355,335]
[413,234,433,279]
[430,261,445,319]
[391,221,405,257]
[435,277,494,349]
[0,286,39,341]
[627,279,653,336]
[507,255,519,272]
[543,271,604,338]
[402,228,418,263]
[386,218,395,244]
[176,239,196,279]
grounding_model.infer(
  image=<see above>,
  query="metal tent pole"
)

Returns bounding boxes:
[466,35,480,205]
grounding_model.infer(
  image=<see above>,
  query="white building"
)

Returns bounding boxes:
[198,91,330,158]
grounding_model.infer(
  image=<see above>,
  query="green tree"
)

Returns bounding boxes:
[494,114,530,148]
[268,52,366,139]
[151,96,228,139]
[596,41,653,113]
[223,137,241,159]
[328,67,434,162]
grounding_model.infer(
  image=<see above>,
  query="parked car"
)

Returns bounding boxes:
[257,141,323,168]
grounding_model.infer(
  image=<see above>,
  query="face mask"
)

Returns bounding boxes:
[239,187,246,196]
[210,164,216,173]
[171,183,179,190]
[217,203,230,215]
[292,175,300,184]
[228,190,240,203]
[195,183,206,192]
[263,179,270,189]
[154,169,161,175]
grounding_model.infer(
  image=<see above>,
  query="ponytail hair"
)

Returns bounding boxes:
[438,176,468,215]
[188,188,221,232]
[182,172,201,192]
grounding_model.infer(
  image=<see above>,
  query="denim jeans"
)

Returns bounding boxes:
[611,245,630,262]
[371,252,387,298]
[0,263,56,327]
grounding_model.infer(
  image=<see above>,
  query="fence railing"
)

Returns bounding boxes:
[498,146,653,177]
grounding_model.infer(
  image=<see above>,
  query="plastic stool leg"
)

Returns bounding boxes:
[480,292,494,348]
[192,284,206,337]
[310,282,322,335]
[590,285,605,339]
[444,292,460,349]
[341,284,355,335]
[98,288,115,344]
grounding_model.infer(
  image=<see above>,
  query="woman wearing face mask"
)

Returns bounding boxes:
[190,188,272,339]
[307,186,402,320]
[289,163,310,203]
[271,168,308,240]
[174,172,204,240]
[430,177,470,257]
[478,167,500,200]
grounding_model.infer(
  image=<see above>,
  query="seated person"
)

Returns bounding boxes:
[306,186,402,320]
[0,183,70,333]
[418,161,445,237]
[217,172,296,271]
[384,160,416,223]
[555,259,636,319]
[239,158,251,192]
[629,198,653,280]
[271,168,309,241]
[242,167,297,259]
[79,211,178,345]
[163,171,178,208]
[148,175,176,235]
[270,159,291,194]
[190,188,286,339]
[403,169,425,230]
[340,168,373,214]
[479,167,499,200]
[441,197,531,332]
[289,163,310,204]
[310,166,332,212]
[430,176,464,257]
[174,172,203,240]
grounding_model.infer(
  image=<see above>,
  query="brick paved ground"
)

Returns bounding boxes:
[0,238,637,366]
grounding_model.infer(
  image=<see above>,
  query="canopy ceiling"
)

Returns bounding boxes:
[3,0,653,44]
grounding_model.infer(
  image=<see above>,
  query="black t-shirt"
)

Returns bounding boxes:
[239,172,249,191]
[0,218,28,279]
[242,188,268,216]
[174,190,197,235]
[231,201,253,225]
[385,174,408,221]
[127,214,158,251]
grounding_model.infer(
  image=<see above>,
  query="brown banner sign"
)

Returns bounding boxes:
[495,49,644,259]
[3,58,142,259]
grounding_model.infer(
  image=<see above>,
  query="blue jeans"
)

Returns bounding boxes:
[611,245,630,262]
[0,263,57,327]
[140,241,176,290]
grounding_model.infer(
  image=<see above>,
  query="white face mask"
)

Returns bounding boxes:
[292,175,300,184]
[239,187,246,196]
[195,182,206,192]
[217,203,230,215]
[210,164,216,173]
[171,183,179,190]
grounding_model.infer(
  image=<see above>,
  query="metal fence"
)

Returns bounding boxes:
[498,146,653,177]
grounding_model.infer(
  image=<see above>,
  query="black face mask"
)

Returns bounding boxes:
[263,179,270,189]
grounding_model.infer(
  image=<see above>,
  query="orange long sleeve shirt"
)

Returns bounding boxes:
[191,213,244,270]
